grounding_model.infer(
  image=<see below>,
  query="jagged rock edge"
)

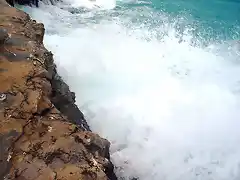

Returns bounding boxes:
[0,1,117,179]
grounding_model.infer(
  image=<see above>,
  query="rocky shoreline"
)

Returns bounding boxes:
[0,0,117,179]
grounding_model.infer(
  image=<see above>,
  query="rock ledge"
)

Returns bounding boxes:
[0,1,116,179]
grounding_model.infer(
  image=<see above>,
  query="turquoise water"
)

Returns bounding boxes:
[22,0,240,179]
[120,0,240,43]
[154,0,240,41]
[152,0,240,41]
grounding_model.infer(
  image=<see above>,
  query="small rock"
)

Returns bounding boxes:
[48,126,53,132]
[91,157,99,167]
[0,93,7,101]
[7,152,12,162]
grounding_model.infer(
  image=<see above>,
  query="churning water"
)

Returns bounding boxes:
[20,0,240,179]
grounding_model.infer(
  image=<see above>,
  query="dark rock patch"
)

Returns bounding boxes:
[1,52,30,61]
[50,72,90,131]
[0,131,20,180]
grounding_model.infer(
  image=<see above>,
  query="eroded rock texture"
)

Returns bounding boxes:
[0,1,116,179]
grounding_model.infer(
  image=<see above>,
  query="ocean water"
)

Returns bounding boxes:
[19,0,240,179]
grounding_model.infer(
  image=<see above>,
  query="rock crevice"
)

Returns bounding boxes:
[0,1,117,179]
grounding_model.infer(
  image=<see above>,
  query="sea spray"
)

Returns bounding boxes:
[22,0,240,179]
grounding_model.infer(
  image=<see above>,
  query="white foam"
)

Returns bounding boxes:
[62,0,116,9]
[27,3,240,180]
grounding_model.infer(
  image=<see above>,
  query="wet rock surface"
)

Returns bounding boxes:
[0,1,117,179]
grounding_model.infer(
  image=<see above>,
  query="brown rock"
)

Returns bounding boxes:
[0,2,117,180]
